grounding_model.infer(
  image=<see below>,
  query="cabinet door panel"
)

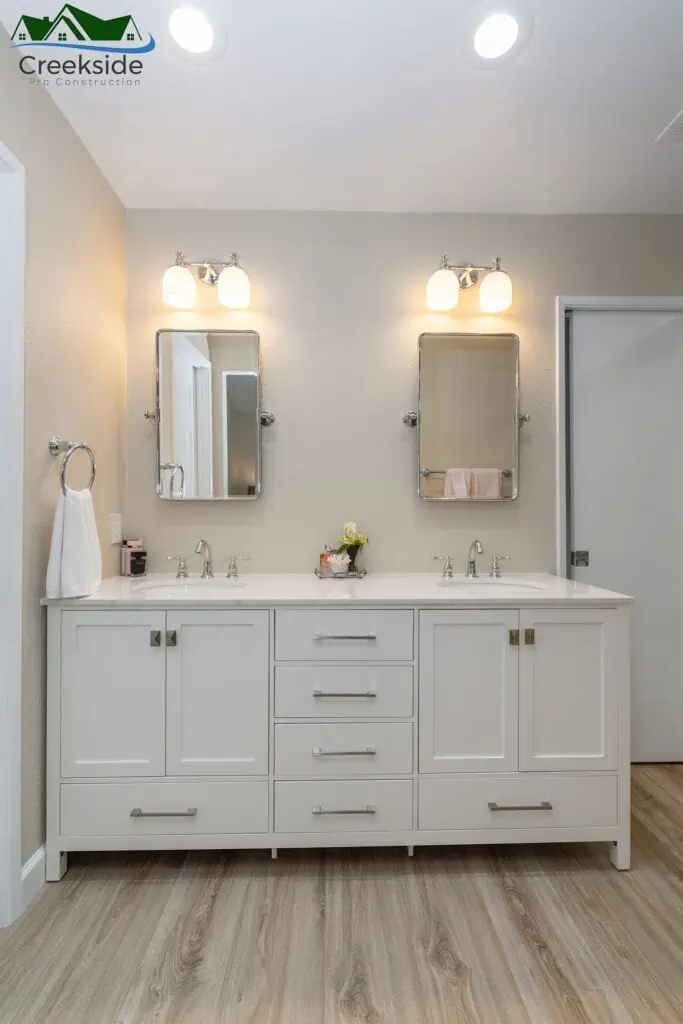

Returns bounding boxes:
[519,609,618,771]
[419,611,519,773]
[61,610,167,778]
[166,611,269,776]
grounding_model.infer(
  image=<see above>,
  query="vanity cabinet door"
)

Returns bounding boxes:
[419,611,519,773]
[519,609,618,771]
[61,610,167,778]
[166,610,269,776]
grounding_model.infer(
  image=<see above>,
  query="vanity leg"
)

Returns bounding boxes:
[46,847,68,882]
[271,848,278,860]
[407,845,414,858]
[610,840,630,871]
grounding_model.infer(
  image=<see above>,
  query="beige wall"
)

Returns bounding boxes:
[125,210,683,574]
[0,36,126,860]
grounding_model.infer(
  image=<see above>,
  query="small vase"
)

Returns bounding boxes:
[346,544,360,573]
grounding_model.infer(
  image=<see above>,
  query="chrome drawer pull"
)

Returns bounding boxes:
[488,801,553,812]
[312,805,376,815]
[312,746,377,757]
[312,633,377,641]
[130,807,198,818]
[312,689,377,698]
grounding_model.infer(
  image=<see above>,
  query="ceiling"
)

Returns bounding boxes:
[4,0,683,212]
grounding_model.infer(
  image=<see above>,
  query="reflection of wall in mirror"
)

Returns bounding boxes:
[420,336,516,499]
[223,375,259,496]
[208,334,259,497]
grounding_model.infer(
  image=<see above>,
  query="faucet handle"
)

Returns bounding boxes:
[166,555,190,579]
[489,555,512,578]
[226,555,250,578]
[433,555,454,578]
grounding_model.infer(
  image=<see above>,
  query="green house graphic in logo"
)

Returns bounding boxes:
[11,4,155,53]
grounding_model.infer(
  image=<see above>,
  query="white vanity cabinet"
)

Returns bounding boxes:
[165,610,269,776]
[419,607,620,775]
[45,574,632,880]
[419,610,519,773]
[518,609,618,772]
[60,610,167,778]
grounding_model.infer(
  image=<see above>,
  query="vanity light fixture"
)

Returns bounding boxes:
[425,255,513,313]
[162,252,252,309]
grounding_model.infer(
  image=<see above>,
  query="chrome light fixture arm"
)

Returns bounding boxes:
[437,254,504,289]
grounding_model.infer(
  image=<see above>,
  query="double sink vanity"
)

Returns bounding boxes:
[44,563,632,880]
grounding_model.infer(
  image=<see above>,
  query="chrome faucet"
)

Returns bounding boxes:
[466,539,484,578]
[194,539,214,579]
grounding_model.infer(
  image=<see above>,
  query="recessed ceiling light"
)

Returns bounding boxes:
[474,12,520,59]
[169,7,215,54]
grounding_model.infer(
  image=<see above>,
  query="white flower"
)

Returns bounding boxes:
[329,553,350,574]
[343,521,357,539]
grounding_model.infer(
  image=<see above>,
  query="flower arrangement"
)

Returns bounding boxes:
[337,521,368,552]
[336,521,368,572]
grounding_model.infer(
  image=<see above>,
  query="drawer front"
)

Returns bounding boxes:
[275,780,413,833]
[275,609,414,662]
[418,775,618,831]
[275,666,414,719]
[61,781,269,836]
[275,723,413,777]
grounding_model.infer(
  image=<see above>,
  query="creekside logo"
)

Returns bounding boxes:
[10,4,155,86]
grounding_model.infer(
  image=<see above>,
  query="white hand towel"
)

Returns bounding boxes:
[443,468,471,499]
[45,492,66,599]
[471,468,501,500]
[46,488,102,599]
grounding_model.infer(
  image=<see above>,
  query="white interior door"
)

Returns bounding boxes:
[568,308,683,762]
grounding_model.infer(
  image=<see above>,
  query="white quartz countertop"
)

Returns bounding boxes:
[42,573,633,608]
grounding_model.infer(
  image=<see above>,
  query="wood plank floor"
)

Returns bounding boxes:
[2,765,683,1023]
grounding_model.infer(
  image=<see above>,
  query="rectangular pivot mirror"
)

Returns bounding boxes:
[156,330,261,500]
[418,333,519,501]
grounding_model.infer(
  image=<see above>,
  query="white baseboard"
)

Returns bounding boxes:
[21,845,45,912]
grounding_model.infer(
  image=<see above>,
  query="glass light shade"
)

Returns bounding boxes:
[474,13,519,59]
[162,263,196,309]
[426,268,460,311]
[217,264,251,308]
[479,269,513,313]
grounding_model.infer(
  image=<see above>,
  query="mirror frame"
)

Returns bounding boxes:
[417,331,520,502]
[155,328,263,501]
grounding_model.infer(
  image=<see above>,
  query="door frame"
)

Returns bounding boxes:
[0,141,26,927]
[555,296,683,578]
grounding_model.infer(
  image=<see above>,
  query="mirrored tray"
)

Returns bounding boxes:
[314,567,367,580]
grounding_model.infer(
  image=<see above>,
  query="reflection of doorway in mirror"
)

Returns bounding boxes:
[192,367,213,498]
[171,333,214,498]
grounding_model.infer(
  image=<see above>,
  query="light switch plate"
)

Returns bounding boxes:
[108,513,122,545]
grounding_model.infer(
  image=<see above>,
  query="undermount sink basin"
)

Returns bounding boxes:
[133,578,246,599]
[436,577,546,593]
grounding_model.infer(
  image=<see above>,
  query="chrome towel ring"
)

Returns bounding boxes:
[48,437,96,495]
